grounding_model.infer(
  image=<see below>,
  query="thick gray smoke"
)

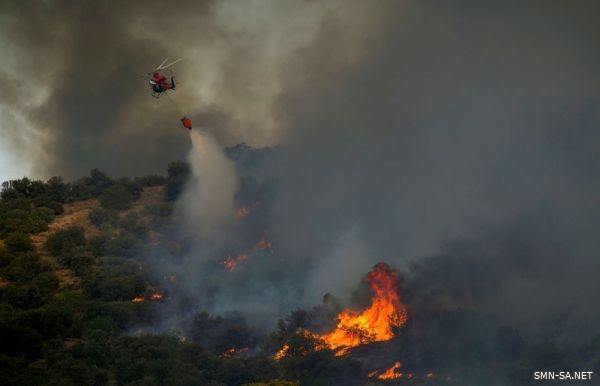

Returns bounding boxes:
[2,0,600,342]
[0,0,372,179]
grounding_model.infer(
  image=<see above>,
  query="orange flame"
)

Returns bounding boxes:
[370,361,403,380]
[150,293,163,300]
[274,263,407,360]
[255,235,273,252]
[131,296,145,303]
[221,347,249,358]
[274,344,290,361]
[316,262,407,355]
[224,254,248,271]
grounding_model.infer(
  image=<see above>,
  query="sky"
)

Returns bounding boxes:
[1,0,600,336]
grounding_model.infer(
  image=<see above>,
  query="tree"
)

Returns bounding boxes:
[99,185,134,210]
[165,161,190,201]
[4,232,34,253]
[44,227,87,257]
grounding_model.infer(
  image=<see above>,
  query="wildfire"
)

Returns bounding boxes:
[223,234,274,271]
[317,262,407,355]
[369,362,403,380]
[275,263,407,360]
[221,347,249,358]
[274,344,290,361]
[255,235,273,252]
[223,254,248,271]
[131,293,164,302]
[150,293,163,300]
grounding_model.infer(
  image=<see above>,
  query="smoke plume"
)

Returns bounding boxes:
[177,129,238,240]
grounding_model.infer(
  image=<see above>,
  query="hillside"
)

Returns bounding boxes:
[1,161,599,386]
[26,186,165,289]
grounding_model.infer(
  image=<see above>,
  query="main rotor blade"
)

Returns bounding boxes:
[156,57,169,70]
[157,56,187,70]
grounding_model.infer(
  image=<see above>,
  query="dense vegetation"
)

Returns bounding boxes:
[0,165,348,386]
[1,158,598,386]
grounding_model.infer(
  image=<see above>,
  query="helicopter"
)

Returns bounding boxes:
[147,57,185,98]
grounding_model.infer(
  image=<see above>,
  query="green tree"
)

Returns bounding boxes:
[165,161,190,201]
[44,226,87,257]
[99,185,134,210]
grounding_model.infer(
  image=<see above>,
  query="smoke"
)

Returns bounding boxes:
[177,129,238,240]
[0,0,362,179]
[2,0,600,350]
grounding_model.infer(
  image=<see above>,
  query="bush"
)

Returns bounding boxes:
[88,208,119,228]
[165,161,190,201]
[104,234,140,258]
[3,252,50,283]
[99,185,134,210]
[89,234,110,257]
[135,175,167,187]
[119,213,148,237]
[4,232,34,253]
[58,246,95,276]
[44,227,87,257]
[32,195,64,215]
[1,178,46,201]
[85,169,113,197]
[44,176,69,203]
[144,203,173,228]
[82,258,146,301]
[1,208,54,235]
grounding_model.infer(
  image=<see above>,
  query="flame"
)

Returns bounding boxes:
[274,344,290,361]
[370,361,403,380]
[221,347,249,358]
[274,263,407,360]
[131,293,164,302]
[224,254,248,271]
[223,234,274,272]
[255,235,273,252]
[316,262,407,355]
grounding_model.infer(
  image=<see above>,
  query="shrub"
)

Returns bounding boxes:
[32,195,64,215]
[58,246,95,276]
[135,175,167,187]
[3,252,50,283]
[165,161,190,201]
[82,258,146,301]
[144,203,173,228]
[44,227,87,257]
[88,208,119,228]
[119,213,148,237]
[104,234,140,258]
[1,209,48,235]
[4,232,34,253]
[89,234,110,257]
[99,185,134,210]
[85,169,113,197]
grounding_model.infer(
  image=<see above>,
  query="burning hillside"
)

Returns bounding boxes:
[276,262,407,358]
[316,262,407,355]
